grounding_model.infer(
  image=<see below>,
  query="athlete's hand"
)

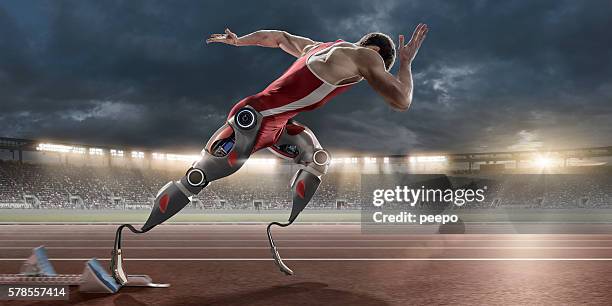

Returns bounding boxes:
[206,28,239,46]
[398,23,428,64]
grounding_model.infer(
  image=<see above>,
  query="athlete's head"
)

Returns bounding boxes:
[357,32,396,71]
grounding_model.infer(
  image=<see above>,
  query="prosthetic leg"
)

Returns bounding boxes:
[111,106,262,285]
[267,121,331,275]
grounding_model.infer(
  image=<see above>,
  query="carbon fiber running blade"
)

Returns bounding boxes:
[110,249,128,285]
[270,247,293,276]
[125,275,170,288]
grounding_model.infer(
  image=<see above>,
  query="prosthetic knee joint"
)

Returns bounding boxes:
[288,147,330,223]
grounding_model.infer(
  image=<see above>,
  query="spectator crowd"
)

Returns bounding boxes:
[0,160,610,210]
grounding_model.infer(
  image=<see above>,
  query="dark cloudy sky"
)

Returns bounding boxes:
[1,0,611,154]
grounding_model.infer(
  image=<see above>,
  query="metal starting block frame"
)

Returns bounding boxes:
[0,246,169,293]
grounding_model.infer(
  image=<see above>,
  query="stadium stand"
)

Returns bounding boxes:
[1,137,610,210]
[0,159,611,210]
[0,160,363,210]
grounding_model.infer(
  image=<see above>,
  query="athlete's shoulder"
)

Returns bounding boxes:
[301,40,347,55]
[353,46,385,67]
[302,43,322,55]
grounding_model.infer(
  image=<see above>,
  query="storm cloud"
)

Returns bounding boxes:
[1,0,611,154]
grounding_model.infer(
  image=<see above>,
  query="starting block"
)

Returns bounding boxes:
[0,246,169,293]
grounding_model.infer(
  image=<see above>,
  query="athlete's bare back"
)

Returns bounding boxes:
[305,41,366,86]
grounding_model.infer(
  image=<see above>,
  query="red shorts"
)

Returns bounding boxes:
[228,98,294,153]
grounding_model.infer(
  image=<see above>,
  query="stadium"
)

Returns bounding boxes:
[2,0,612,304]
[2,137,612,304]
[1,137,611,217]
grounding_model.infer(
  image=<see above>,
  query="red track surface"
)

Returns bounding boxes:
[2,224,612,305]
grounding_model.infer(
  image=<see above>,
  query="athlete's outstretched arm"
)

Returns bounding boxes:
[206,28,318,58]
[357,24,428,111]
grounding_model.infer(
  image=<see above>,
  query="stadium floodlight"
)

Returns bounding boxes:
[409,155,447,163]
[330,157,345,165]
[383,157,390,164]
[166,154,200,162]
[152,153,166,160]
[534,156,553,168]
[110,149,124,157]
[151,153,199,162]
[131,151,145,159]
[245,158,277,165]
[363,157,377,164]
[88,148,104,156]
[36,143,69,153]
[36,143,86,154]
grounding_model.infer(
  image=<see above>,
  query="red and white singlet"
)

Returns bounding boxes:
[228,40,360,151]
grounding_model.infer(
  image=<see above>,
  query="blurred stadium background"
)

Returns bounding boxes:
[0,136,611,222]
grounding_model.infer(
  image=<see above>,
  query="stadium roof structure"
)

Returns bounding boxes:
[445,146,612,163]
[1,136,611,165]
[0,137,35,151]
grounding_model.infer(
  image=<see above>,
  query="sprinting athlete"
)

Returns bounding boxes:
[111,24,428,281]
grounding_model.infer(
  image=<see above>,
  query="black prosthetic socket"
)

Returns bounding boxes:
[289,169,321,223]
[142,181,194,232]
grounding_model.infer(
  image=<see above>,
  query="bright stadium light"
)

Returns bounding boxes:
[383,157,389,164]
[409,155,447,163]
[534,156,553,168]
[245,158,277,165]
[36,143,86,154]
[331,157,346,165]
[131,151,145,159]
[363,157,377,164]
[110,149,124,157]
[88,148,104,156]
[36,143,70,153]
[152,152,166,160]
[151,152,199,162]
[166,154,200,162]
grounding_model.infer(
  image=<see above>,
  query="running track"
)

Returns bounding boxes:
[2,224,612,305]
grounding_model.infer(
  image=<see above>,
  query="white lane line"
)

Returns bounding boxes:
[0,222,362,225]
[0,232,364,235]
[2,258,612,261]
[3,246,612,250]
[1,221,610,224]
[0,230,363,233]
[0,232,364,234]
[3,239,612,242]
[0,230,603,235]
